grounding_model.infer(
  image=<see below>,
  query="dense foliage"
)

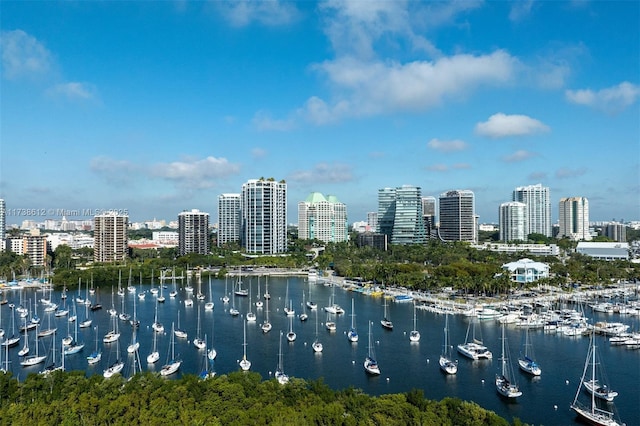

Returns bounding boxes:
[0,371,518,426]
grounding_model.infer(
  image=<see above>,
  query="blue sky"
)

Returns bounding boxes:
[1,1,639,226]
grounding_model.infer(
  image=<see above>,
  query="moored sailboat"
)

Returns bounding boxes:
[409,302,420,342]
[364,321,380,375]
[347,298,358,343]
[495,322,522,398]
[518,326,541,376]
[439,310,458,375]
[275,331,289,385]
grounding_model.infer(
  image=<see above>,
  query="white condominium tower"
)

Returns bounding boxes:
[298,192,348,243]
[558,197,591,241]
[512,183,551,238]
[178,209,210,256]
[218,194,241,247]
[377,185,426,245]
[94,212,128,262]
[499,202,528,242]
[438,190,476,243]
[241,178,287,254]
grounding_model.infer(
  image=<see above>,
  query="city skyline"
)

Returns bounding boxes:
[1,2,639,224]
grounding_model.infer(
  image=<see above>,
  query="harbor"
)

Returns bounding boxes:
[0,274,637,426]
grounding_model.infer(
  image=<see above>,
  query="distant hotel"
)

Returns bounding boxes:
[298,192,348,243]
[558,197,591,241]
[178,209,210,256]
[439,190,476,243]
[512,183,551,238]
[218,194,241,247]
[94,212,128,263]
[241,178,287,254]
[377,185,426,245]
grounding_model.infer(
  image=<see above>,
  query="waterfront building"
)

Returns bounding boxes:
[151,231,179,246]
[512,183,551,237]
[377,186,426,245]
[576,242,629,261]
[241,178,287,254]
[218,194,241,247]
[0,199,4,251]
[22,230,47,267]
[438,190,476,243]
[499,202,528,242]
[356,232,388,251]
[298,192,348,243]
[93,212,128,263]
[421,196,436,239]
[472,242,559,256]
[178,209,210,256]
[558,197,591,241]
[501,258,550,283]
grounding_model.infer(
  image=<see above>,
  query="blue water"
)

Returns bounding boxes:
[2,277,638,426]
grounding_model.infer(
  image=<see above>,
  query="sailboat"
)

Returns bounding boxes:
[20,324,47,367]
[169,268,178,299]
[18,318,29,356]
[439,310,458,375]
[286,314,296,342]
[160,322,181,376]
[152,302,164,333]
[103,337,124,378]
[457,316,492,360]
[312,308,323,353]
[364,321,380,375]
[261,288,272,333]
[193,307,206,349]
[118,290,130,322]
[2,309,20,348]
[41,331,64,375]
[147,324,160,364]
[129,287,140,328]
[38,308,57,337]
[255,276,263,308]
[409,302,420,342]
[222,276,230,304]
[275,331,289,385]
[127,328,140,354]
[263,276,271,300]
[571,330,622,425]
[87,325,102,365]
[246,281,256,322]
[324,284,343,314]
[204,275,214,311]
[299,291,308,322]
[234,270,248,297]
[380,297,393,330]
[157,271,166,303]
[103,314,120,343]
[495,322,522,398]
[518,326,541,376]
[239,319,251,371]
[229,285,240,316]
[64,311,85,355]
[347,298,358,343]
[79,300,92,329]
[174,310,188,339]
[199,335,215,380]
[325,307,336,332]
[208,313,217,361]
[283,281,295,316]
[117,269,125,297]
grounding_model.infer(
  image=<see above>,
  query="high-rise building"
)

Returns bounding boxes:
[241,178,287,254]
[499,202,528,242]
[512,183,551,237]
[94,212,128,262]
[439,190,476,243]
[367,212,378,231]
[218,194,241,247]
[558,197,591,241]
[178,209,210,256]
[377,186,426,245]
[603,222,626,242]
[421,196,437,239]
[0,199,5,251]
[298,192,348,243]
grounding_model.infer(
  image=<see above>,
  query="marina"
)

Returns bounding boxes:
[0,274,637,426]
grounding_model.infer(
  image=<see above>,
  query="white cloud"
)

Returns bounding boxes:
[0,29,52,79]
[251,148,267,158]
[252,110,296,131]
[287,163,354,184]
[427,138,467,152]
[509,0,534,22]
[46,82,97,101]
[152,156,241,189]
[555,167,587,179]
[303,50,515,123]
[565,81,640,113]
[90,156,139,184]
[427,164,449,172]
[502,150,538,163]
[475,113,550,138]
[452,163,471,170]
[218,1,299,27]
[528,171,548,181]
